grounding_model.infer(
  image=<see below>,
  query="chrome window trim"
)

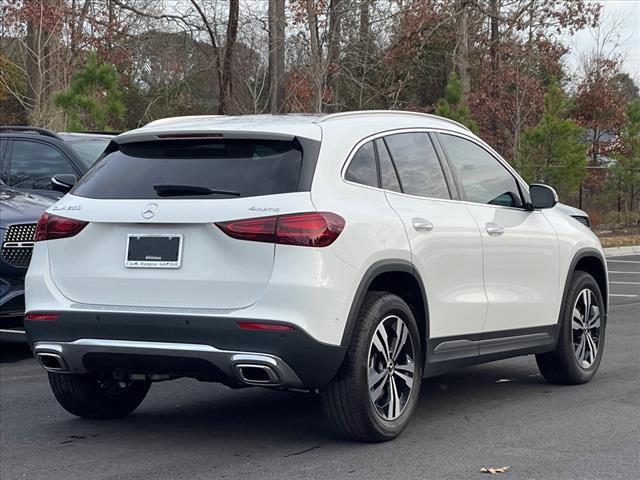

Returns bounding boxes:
[340,127,532,212]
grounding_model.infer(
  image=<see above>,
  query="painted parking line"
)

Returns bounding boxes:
[607,260,640,264]
[610,294,638,298]
[609,271,640,274]
[610,281,640,285]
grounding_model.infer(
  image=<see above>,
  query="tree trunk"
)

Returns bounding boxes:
[305,0,323,113]
[455,0,470,95]
[489,0,499,137]
[490,0,499,73]
[218,0,239,115]
[326,0,343,112]
[25,16,41,112]
[268,0,286,113]
[356,0,371,109]
[25,0,54,126]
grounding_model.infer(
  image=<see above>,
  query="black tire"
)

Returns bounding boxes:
[48,372,151,419]
[536,271,606,384]
[321,291,423,442]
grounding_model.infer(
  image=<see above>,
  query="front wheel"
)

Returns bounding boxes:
[536,271,606,384]
[321,292,422,442]
[48,371,151,419]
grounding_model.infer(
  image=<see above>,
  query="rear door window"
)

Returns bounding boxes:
[383,133,450,199]
[72,139,305,199]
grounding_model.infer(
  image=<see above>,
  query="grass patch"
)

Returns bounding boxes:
[599,235,640,248]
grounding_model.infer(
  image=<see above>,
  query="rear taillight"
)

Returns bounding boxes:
[35,213,88,241]
[216,212,345,247]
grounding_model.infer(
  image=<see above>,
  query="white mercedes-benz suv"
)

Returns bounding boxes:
[25,111,607,442]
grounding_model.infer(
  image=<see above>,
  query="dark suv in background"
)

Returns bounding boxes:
[0,127,112,336]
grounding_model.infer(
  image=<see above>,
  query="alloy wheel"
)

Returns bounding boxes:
[572,288,601,368]
[367,315,416,421]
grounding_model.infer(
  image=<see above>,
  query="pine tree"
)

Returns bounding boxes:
[608,98,640,223]
[435,72,478,133]
[518,81,588,197]
[55,53,124,131]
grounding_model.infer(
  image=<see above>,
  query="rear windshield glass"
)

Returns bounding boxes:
[72,139,304,199]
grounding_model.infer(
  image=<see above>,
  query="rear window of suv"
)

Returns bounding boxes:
[72,139,305,199]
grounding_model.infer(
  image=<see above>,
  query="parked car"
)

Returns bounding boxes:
[0,185,54,336]
[0,127,113,335]
[25,112,607,442]
[0,127,113,197]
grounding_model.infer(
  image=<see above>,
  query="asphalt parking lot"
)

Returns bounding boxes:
[1,255,638,480]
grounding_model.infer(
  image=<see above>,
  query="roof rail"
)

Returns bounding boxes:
[317,110,471,132]
[0,126,63,140]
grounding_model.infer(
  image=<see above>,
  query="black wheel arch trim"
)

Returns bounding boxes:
[562,248,608,315]
[340,259,430,347]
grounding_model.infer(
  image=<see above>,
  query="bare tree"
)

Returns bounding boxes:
[454,0,471,95]
[304,0,323,112]
[0,0,66,127]
[219,0,239,114]
[268,0,286,113]
[326,0,343,112]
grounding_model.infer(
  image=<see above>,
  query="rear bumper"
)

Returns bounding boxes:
[34,339,306,388]
[26,311,346,389]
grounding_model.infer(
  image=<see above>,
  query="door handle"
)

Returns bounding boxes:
[485,222,504,236]
[412,218,434,232]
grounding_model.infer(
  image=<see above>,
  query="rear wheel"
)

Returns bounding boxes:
[321,292,422,442]
[48,372,151,419]
[536,271,606,384]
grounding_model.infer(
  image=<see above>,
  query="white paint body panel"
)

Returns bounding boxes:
[464,204,560,332]
[385,194,487,338]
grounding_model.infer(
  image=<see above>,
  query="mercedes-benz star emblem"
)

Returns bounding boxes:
[141,203,158,219]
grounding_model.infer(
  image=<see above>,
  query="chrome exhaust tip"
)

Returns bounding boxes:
[36,352,68,372]
[235,364,281,386]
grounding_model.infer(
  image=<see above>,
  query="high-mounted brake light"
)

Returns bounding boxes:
[35,213,88,241]
[25,313,59,321]
[216,212,345,247]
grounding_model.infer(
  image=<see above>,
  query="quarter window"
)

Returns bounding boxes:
[345,141,378,188]
[384,133,449,199]
[8,140,76,190]
[439,134,522,208]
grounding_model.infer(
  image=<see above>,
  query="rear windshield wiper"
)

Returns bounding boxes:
[153,184,241,197]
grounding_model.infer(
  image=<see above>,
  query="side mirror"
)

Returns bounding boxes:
[529,183,558,209]
[51,174,77,193]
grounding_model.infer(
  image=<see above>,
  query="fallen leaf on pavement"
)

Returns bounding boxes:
[480,466,511,474]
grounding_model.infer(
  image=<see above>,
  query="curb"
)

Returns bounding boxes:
[603,246,640,257]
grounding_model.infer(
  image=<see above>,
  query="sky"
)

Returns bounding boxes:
[566,0,640,80]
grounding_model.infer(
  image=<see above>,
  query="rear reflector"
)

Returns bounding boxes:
[25,313,59,321]
[216,212,345,247]
[237,322,294,332]
[35,213,88,241]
